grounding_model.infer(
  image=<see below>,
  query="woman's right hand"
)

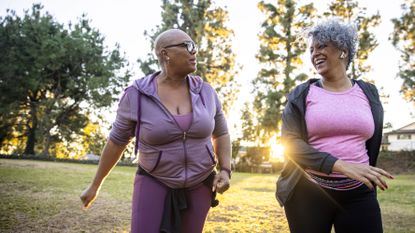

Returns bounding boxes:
[332,160,394,191]
[80,184,100,209]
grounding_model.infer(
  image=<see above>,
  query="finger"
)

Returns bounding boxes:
[360,177,374,190]
[84,197,95,209]
[217,180,230,194]
[82,197,89,208]
[365,173,384,190]
[216,182,224,194]
[369,170,388,190]
[371,175,386,190]
[378,177,388,190]
[80,195,87,205]
[212,175,220,192]
[373,167,394,179]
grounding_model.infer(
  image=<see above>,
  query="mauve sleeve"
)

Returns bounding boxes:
[109,88,136,145]
[212,87,229,138]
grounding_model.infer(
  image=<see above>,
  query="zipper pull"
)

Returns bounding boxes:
[183,132,187,140]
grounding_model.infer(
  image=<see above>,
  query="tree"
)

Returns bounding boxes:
[138,0,239,114]
[390,0,415,103]
[0,4,131,156]
[251,0,315,144]
[241,102,258,144]
[231,137,241,160]
[324,0,381,80]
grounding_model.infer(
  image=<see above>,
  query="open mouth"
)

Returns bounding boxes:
[314,58,326,68]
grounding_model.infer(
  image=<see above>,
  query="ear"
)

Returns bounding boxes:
[161,50,169,60]
[340,50,348,59]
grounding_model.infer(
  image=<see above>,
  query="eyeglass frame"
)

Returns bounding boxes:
[163,41,198,54]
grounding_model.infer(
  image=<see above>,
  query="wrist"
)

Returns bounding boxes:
[91,181,102,190]
[332,159,345,173]
[220,167,232,179]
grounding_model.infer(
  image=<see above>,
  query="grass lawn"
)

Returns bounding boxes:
[0,159,414,232]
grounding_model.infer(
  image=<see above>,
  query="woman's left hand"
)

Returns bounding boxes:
[212,170,230,194]
[333,160,394,191]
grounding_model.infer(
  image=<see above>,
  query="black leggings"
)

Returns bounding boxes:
[284,175,383,233]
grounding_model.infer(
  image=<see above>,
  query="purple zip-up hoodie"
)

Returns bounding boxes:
[109,71,229,189]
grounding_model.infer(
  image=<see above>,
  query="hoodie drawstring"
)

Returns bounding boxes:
[134,92,141,155]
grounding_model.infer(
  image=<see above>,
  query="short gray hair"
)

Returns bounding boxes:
[307,18,358,70]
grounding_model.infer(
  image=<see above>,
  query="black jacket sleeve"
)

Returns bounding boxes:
[281,100,338,174]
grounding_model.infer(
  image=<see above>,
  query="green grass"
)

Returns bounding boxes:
[0,159,414,232]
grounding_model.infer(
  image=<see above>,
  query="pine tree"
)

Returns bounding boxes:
[324,0,381,80]
[241,102,258,145]
[251,0,315,144]
[138,0,239,114]
[391,0,415,102]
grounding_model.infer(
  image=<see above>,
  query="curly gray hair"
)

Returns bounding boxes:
[307,18,358,70]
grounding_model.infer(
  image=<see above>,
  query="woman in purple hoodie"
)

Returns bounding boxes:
[80,29,232,233]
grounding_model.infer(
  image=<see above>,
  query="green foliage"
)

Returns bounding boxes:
[241,102,258,144]
[138,0,239,114]
[0,4,131,156]
[231,138,241,159]
[324,0,381,80]
[251,0,315,144]
[245,146,271,165]
[390,0,415,103]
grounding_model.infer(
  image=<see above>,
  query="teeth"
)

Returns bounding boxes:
[315,59,325,65]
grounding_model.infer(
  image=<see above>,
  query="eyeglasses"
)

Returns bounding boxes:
[163,41,198,54]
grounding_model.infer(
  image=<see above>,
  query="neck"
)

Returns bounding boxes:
[321,72,352,92]
[157,71,187,87]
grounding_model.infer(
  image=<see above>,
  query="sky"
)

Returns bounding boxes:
[1,0,414,139]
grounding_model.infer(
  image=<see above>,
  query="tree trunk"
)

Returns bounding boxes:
[41,132,51,156]
[24,102,37,155]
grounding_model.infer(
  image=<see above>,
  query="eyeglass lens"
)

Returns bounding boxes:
[186,42,195,53]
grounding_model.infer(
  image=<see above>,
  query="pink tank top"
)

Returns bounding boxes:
[173,113,193,131]
[305,83,374,177]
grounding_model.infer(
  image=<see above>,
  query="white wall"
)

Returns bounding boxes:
[387,134,415,151]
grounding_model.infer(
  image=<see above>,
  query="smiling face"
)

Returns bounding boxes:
[156,29,198,76]
[309,39,347,78]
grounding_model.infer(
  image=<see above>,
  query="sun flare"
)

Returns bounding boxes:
[270,138,285,162]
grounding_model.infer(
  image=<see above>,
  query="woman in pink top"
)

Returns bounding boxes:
[80,29,232,233]
[277,19,393,233]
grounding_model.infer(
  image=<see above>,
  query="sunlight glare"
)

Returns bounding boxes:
[270,140,284,162]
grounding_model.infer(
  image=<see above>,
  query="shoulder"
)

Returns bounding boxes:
[287,79,317,101]
[355,80,379,96]
[123,85,139,100]
[355,79,377,88]
[188,75,217,94]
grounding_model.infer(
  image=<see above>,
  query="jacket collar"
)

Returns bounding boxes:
[133,71,204,96]
[287,78,380,105]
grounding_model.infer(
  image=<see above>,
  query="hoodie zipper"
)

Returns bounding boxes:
[182,131,188,187]
[148,95,194,188]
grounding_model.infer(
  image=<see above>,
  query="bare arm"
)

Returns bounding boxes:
[80,139,127,208]
[212,133,231,194]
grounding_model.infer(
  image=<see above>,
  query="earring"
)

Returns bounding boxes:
[340,52,345,59]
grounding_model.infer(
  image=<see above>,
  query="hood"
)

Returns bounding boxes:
[132,71,205,97]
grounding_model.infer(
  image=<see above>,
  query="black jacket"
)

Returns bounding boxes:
[276,79,384,206]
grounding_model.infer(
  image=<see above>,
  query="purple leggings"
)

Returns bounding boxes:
[131,174,212,233]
